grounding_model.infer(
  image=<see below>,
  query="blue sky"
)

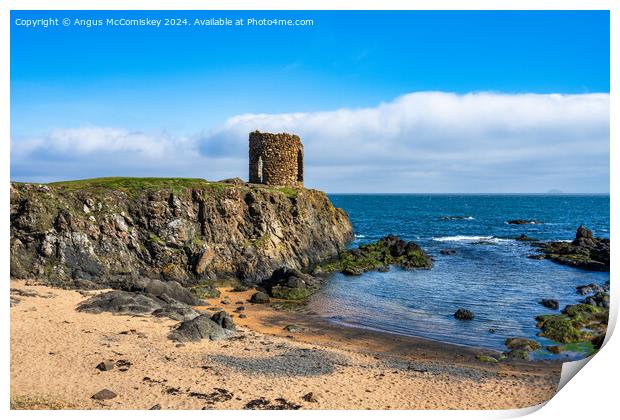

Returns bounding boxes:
[10,10,610,192]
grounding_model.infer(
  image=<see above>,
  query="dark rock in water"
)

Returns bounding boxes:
[591,334,606,349]
[546,345,561,354]
[505,337,541,352]
[168,314,232,342]
[244,397,301,410]
[515,234,539,242]
[302,392,319,403]
[96,361,115,371]
[92,389,117,400]
[527,254,546,260]
[575,225,593,241]
[440,216,472,221]
[576,283,608,296]
[540,299,560,310]
[10,181,353,286]
[149,404,162,410]
[583,292,609,308]
[317,235,432,275]
[249,291,270,304]
[440,249,457,255]
[454,308,474,320]
[260,267,319,300]
[507,219,542,225]
[77,290,199,321]
[533,226,609,272]
[211,311,236,330]
[488,328,496,334]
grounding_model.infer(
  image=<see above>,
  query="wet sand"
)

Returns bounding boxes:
[10,280,562,410]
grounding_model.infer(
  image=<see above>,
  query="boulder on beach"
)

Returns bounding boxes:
[260,267,319,300]
[77,290,199,321]
[249,291,270,304]
[168,314,232,342]
[211,311,236,331]
[92,389,117,400]
[454,308,474,320]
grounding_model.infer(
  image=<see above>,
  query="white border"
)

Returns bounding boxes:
[2,1,616,419]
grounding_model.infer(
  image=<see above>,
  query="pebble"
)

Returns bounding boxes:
[96,361,115,371]
[92,389,117,400]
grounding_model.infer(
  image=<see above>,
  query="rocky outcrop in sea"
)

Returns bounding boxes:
[532,225,609,271]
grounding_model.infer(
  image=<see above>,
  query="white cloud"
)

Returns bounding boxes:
[11,92,609,192]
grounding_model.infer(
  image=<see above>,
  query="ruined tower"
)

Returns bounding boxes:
[248,131,304,187]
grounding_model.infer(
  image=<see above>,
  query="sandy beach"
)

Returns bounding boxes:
[10,279,562,410]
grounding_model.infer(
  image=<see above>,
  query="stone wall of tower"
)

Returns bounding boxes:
[248,131,304,187]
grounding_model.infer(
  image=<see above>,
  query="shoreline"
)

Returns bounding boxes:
[210,287,563,375]
[11,279,562,410]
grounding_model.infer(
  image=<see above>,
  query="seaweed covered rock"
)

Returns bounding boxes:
[535,301,608,344]
[317,235,432,275]
[505,337,541,352]
[532,226,609,271]
[260,267,320,300]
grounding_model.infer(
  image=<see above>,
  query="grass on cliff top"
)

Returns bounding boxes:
[48,177,213,192]
[44,177,303,198]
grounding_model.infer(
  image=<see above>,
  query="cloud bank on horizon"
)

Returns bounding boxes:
[10,91,610,193]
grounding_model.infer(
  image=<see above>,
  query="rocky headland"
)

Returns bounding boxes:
[10,177,353,287]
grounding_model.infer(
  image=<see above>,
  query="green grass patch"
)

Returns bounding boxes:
[47,177,239,197]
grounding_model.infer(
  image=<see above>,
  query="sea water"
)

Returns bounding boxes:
[309,194,610,358]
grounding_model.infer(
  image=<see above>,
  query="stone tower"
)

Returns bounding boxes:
[248,131,304,187]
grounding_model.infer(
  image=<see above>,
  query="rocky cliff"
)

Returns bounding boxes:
[10,178,353,287]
